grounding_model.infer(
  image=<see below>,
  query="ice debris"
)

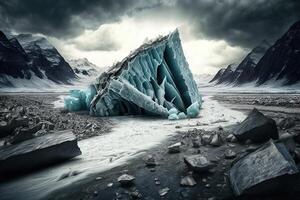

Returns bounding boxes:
[64,30,202,119]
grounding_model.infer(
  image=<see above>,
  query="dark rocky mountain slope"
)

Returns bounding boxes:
[210,20,300,86]
[0,31,76,87]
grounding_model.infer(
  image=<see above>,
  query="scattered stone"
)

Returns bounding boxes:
[168,142,181,153]
[245,145,259,153]
[144,155,156,167]
[9,116,29,130]
[201,134,212,145]
[175,125,181,129]
[107,183,113,187]
[229,141,299,196]
[180,189,189,198]
[233,108,278,143]
[278,117,296,130]
[205,184,211,188]
[95,176,103,180]
[155,178,161,185]
[210,133,223,146]
[158,187,170,197]
[93,191,98,197]
[184,155,215,172]
[224,149,237,159]
[278,132,296,153]
[0,130,81,177]
[129,190,142,199]
[226,134,237,143]
[180,175,197,187]
[9,128,35,144]
[192,138,201,148]
[0,121,9,138]
[117,174,135,186]
[294,148,300,162]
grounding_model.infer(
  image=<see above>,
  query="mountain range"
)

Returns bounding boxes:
[0,31,76,87]
[210,20,300,86]
[68,58,101,77]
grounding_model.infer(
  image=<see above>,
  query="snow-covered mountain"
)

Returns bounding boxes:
[254,20,300,85]
[68,58,100,77]
[211,20,300,86]
[0,31,76,87]
[210,40,271,85]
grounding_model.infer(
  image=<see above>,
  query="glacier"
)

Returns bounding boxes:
[64,30,202,119]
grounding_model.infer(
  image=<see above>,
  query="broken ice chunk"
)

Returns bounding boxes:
[187,102,200,118]
[168,113,179,120]
[168,108,179,115]
[178,112,187,119]
[64,96,81,111]
[64,30,202,119]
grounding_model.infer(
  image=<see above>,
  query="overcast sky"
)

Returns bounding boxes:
[1,0,299,74]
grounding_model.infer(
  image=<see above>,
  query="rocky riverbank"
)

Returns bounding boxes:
[48,94,300,200]
[0,94,113,145]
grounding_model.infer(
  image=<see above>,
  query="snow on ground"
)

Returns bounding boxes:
[0,73,98,93]
[0,96,245,200]
[196,75,300,94]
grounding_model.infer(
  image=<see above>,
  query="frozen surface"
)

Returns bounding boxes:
[0,96,245,200]
[196,76,300,94]
[64,30,202,119]
[0,72,98,93]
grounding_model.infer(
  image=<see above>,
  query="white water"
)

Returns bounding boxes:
[0,96,245,200]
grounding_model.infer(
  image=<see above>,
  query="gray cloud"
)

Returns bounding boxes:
[0,0,155,38]
[174,0,300,48]
[0,0,299,49]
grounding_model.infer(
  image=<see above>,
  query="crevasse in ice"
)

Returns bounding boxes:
[64,29,202,119]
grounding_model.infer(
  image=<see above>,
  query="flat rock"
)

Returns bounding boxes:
[201,134,212,145]
[168,142,181,153]
[144,155,157,167]
[180,175,197,187]
[184,155,215,172]
[9,128,35,144]
[210,133,223,146]
[0,121,9,138]
[0,130,81,178]
[226,134,237,143]
[159,187,170,196]
[117,174,135,186]
[229,141,299,196]
[233,108,278,143]
[224,149,237,159]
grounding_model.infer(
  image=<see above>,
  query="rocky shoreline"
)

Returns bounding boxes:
[1,93,300,200]
[0,94,113,144]
[47,94,300,200]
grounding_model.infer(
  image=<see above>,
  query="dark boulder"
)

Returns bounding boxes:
[233,108,278,143]
[229,141,299,196]
[184,155,215,172]
[0,130,81,178]
[278,117,296,130]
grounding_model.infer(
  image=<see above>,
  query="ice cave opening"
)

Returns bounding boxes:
[64,30,202,120]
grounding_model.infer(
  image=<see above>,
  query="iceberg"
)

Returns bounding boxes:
[64,30,202,119]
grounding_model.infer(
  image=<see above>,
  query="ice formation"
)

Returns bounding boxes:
[64,30,202,119]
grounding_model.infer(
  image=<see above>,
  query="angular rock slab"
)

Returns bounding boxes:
[184,155,215,172]
[229,141,299,196]
[233,108,278,143]
[0,130,81,178]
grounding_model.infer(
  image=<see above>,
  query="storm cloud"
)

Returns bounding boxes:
[175,0,300,48]
[0,0,155,38]
[1,0,300,48]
